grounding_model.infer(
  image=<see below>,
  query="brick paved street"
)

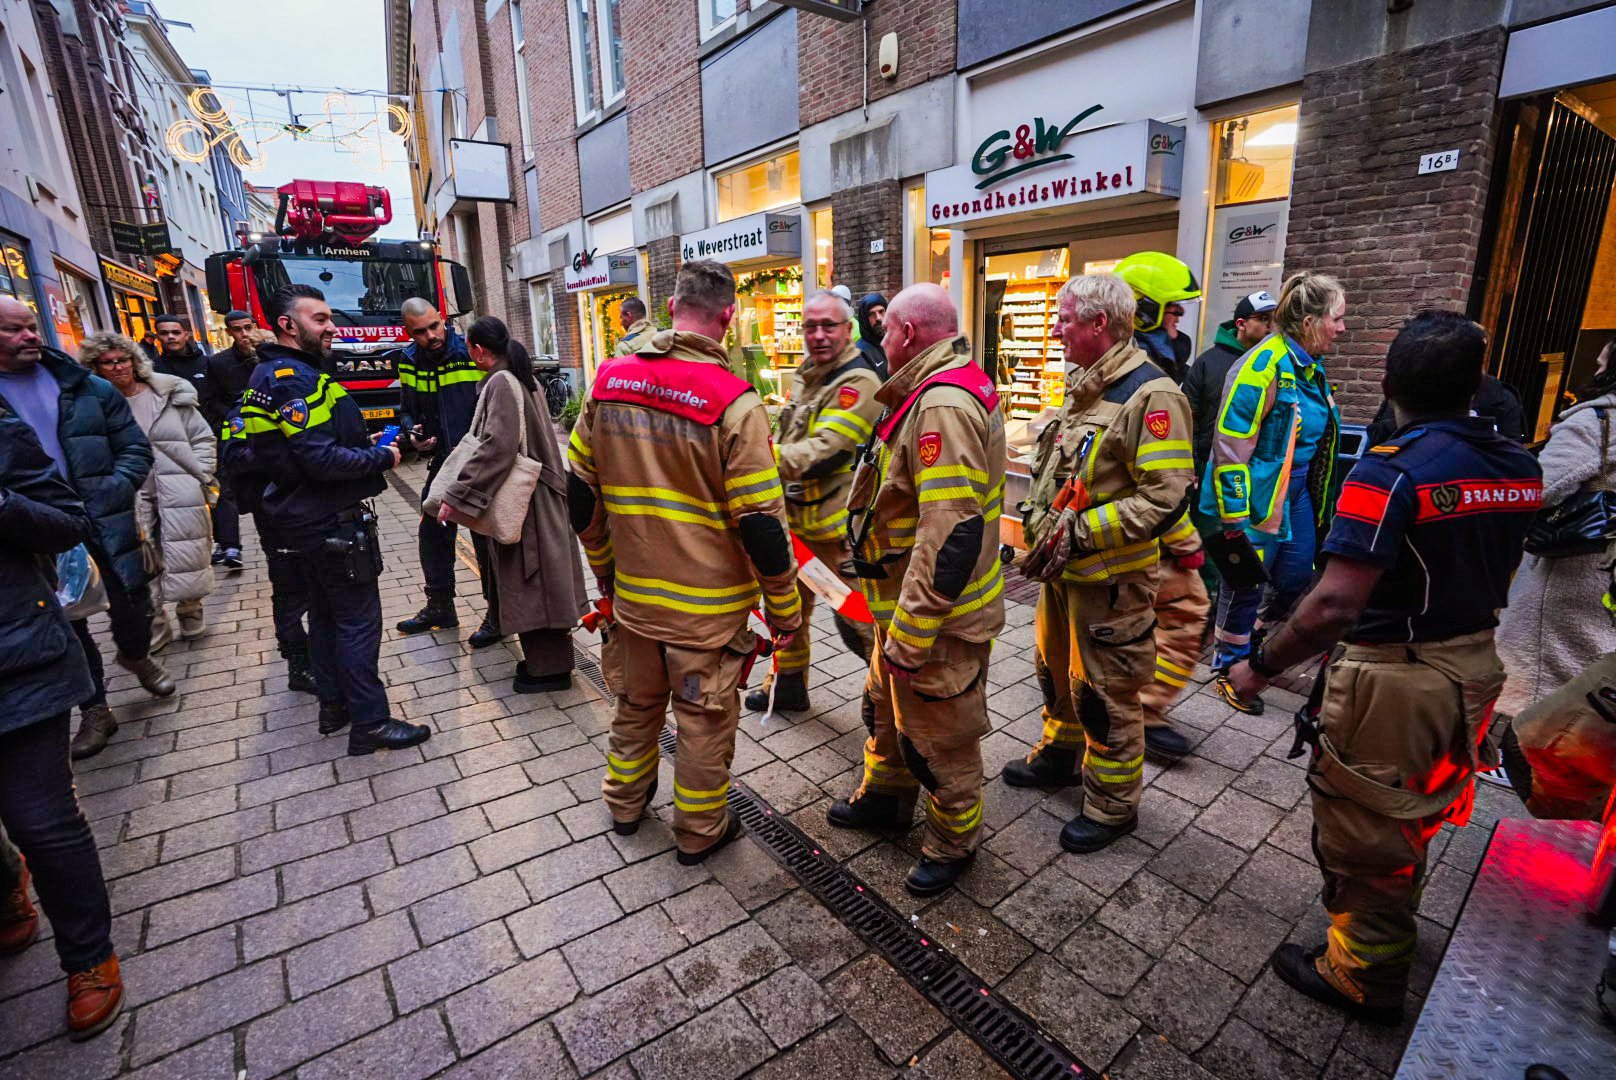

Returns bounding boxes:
[0,459,1518,1080]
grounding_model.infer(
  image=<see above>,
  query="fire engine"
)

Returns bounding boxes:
[204,179,472,426]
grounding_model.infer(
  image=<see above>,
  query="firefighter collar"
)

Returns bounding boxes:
[634,329,729,368]
[875,335,973,411]
[798,342,862,393]
[1063,339,1151,412]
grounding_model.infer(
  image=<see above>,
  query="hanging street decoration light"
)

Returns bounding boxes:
[164,86,413,175]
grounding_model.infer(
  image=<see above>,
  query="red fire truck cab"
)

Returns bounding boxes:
[205,180,472,428]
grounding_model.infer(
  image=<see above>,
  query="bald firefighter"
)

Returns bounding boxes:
[1010,261,1196,853]
[827,283,1006,897]
[567,259,801,864]
[744,289,883,715]
[1230,311,1539,1022]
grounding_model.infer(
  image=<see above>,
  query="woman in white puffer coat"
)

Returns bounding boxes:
[78,332,216,648]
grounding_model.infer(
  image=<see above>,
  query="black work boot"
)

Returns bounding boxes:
[317,704,351,736]
[905,851,975,897]
[1002,745,1080,788]
[743,671,810,714]
[612,778,658,836]
[1059,813,1136,854]
[826,791,912,832]
[513,662,572,694]
[285,650,317,694]
[676,813,742,866]
[468,616,503,649]
[348,718,432,755]
[1270,943,1404,1025]
[397,599,457,635]
[1144,723,1192,763]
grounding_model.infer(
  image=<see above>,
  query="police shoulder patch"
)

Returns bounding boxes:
[274,367,296,379]
[228,416,246,435]
[279,398,310,428]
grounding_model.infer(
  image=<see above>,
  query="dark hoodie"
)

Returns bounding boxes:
[1181,321,1249,474]
[854,293,888,380]
[153,340,211,394]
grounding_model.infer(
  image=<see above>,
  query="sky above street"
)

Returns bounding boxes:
[150,0,418,234]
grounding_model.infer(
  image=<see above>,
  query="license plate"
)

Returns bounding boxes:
[362,408,396,420]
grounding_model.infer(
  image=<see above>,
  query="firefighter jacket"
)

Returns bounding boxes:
[1022,340,1195,585]
[615,318,658,357]
[567,329,802,651]
[774,342,884,545]
[1199,332,1340,538]
[239,343,392,540]
[848,336,1006,673]
[1159,510,1203,560]
[398,329,484,449]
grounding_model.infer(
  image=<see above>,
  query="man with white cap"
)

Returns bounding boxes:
[1182,291,1278,476]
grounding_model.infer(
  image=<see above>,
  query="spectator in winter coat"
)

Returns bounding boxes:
[151,313,211,391]
[855,292,889,379]
[0,410,124,1041]
[199,310,260,569]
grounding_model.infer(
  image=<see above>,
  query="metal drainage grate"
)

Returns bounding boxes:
[388,470,1096,1079]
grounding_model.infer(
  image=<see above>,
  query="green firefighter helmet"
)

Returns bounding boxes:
[1114,251,1201,332]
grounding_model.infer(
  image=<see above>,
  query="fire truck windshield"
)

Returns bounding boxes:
[252,256,435,325]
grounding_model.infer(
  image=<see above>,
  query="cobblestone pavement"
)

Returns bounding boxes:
[0,459,1519,1080]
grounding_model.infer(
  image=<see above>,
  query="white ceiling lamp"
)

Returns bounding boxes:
[1246,121,1298,148]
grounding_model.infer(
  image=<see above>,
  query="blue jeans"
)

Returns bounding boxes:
[1212,477,1318,671]
[0,713,115,973]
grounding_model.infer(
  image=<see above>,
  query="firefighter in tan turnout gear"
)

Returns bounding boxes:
[1011,263,1196,854]
[826,283,1006,897]
[744,289,883,715]
[1140,511,1210,755]
[567,259,802,864]
[614,296,657,357]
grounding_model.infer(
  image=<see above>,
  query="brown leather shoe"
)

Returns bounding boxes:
[66,953,124,1041]
[70,705,119,761]
[0,861,38,956]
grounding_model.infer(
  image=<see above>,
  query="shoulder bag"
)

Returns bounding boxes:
[423,371,543,546]
[1525,406,1616,557]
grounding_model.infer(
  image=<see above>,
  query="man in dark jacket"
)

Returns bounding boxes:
[1366,371,1525,446]
[854,292,889,379]
[0,299,171,720]
[199,311,258,570]
[395,298,497,645]
[152,313,211,390]
[1182,291,1278,475]
[0,409,124,1040]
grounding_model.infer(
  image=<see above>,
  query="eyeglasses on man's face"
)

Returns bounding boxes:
[802,319,849,333]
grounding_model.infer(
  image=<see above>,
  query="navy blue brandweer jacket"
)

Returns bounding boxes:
[240,342,392,542]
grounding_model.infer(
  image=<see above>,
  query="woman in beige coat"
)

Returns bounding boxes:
[437,317,586,693]
[78,333,216,651]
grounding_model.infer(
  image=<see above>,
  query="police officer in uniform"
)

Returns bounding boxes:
[568,259,801,864]
[744,288,883,714]
[828,283,1006,897]
[395,299,496,644]
[241,284,430,754]
[1229,311,1540,1022]
[1012,267,1195,854]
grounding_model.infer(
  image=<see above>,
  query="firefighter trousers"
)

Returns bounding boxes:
[773,539,873,676]
[1308,632,1504,1009]
[856,628,992,861]
[601,623,754,856]
[1505,652,1616,821]
[1139,559,1209,728]
[1031,578,1158,825]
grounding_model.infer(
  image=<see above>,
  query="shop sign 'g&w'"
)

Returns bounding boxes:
[972,105,1105,189]
[925,119,1187,229]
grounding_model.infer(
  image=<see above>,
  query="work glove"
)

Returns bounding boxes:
[1175,550,1206,571]
[1020,507,1078,583]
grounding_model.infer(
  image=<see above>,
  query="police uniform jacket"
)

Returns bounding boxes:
[774,342,883,546]
[1023,340,1195,585]
[567,329,802,651]
[849,336,1006,673]
[240,342,393,542]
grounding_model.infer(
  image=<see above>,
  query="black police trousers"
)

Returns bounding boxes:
[305,539,389,729]
[419,453,498,624]
[256,518,310,658]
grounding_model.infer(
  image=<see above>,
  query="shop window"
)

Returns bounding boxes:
[716,149,800,223]
[1213,104,1298,207]
[598,0,625,104]
[588,208,634,255]
[730,265,804,398]
[983,248,1070,420]
[906,185,950,288]
[511,1,534,160]
[812,207,834,290]
[567,0,598,121]
[530,282,557,357]
[1202,102,1298,339]
[700,0,737,40]
[0,243,39,318]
